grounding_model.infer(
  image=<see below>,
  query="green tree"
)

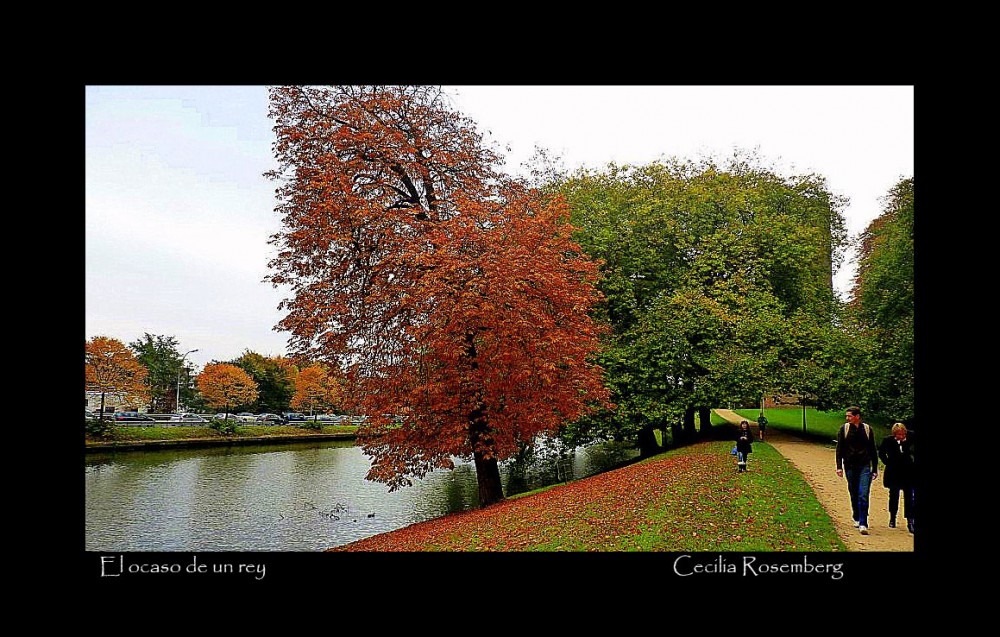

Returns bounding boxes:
[778,309,863,414]
[556,154,849,451]
[129,334,195,412]
[848,177,914,424]
[229,351,296,414]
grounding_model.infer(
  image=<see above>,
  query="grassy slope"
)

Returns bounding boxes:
[336,439,845,552]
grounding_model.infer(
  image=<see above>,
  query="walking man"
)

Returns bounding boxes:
[836,406,878,535]
[757,412,768,441]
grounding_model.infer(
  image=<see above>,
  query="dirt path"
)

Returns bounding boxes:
[714,409,913,552]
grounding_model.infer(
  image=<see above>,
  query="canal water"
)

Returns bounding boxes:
[85,439,638,552]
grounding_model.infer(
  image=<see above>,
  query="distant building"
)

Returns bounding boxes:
[85,391,146,414]
[764,393,802,408]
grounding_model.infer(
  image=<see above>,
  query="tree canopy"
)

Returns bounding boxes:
[848,177,914,424]
[267,85,609,505]
[86,336,150,417]
[195,363,259,416]
[129,333,195,412]
[556,156,849,448]
[229,350,297,414]
[291,364,341,420]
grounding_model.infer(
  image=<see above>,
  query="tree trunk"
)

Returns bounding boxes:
[637,424,659,457]
[473,449,504,507]
[671,420,683,444]
[683,406,697,440]
[465,332,504,507]
[100,392,107,421]
[659,426,670,450]
[698,406,712,436]
[469,403,504,508]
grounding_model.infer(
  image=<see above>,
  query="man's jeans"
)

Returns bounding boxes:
[844,465,872,526]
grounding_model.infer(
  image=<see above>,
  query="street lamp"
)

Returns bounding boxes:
[176,349,199,413]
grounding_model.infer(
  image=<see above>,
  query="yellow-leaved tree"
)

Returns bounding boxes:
[291,364,341,424]
[85,336,150,420]
[196,363,259,418]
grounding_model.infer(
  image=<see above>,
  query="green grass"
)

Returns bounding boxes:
[337,440,845,552]
[733,407,892,444]
[237,424,357,437]
[735,407,845,439]
[88,423,358,443]
[632,443,843,551]
[507,483,562,500]
[97,426,218,440]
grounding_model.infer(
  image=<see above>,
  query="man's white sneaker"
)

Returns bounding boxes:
[853,519,860,528]
[859,525,869,535]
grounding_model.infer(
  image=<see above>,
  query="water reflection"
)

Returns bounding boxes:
[86,439,637,552]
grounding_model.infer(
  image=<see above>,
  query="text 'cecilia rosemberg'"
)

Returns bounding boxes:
[673,554,844,580]
[100,555,265,580]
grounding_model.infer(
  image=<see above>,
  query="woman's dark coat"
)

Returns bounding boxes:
[736,427,754,454]
[877,434,915,488]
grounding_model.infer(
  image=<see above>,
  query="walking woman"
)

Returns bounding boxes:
[736,420,754,472]
[878,422,916,533]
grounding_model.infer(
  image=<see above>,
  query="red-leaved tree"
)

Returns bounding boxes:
[267,85,610,506]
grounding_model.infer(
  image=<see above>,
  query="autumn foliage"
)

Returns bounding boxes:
[335,441,841,552]
[85,336,150,416]
[291,364,341,417]
[196,363,259,416]
[267,85,609,504]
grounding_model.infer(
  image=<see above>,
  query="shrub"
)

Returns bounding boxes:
[300,418,322,431]
[208,418,239,436]
[85,417,116,438]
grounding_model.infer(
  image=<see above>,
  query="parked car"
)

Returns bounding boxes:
[170,413,209,423]
[283,412,306,422]
[114,411,154,422]
[235,412,257,422]
[316,414,339,422]
[214,413,239,421]
[85,409,96,420]
[256,413,286,425]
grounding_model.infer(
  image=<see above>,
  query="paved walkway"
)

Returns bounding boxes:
[713,409,913,552]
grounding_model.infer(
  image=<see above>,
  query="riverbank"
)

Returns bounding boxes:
[86,435,640,552]
[85,424,357,452]
[86,431,356,452]
[334,439,846,552]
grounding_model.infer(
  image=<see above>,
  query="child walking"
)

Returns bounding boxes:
[736,420,754,472]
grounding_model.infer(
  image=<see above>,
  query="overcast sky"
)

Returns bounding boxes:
[85,85,914,370]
